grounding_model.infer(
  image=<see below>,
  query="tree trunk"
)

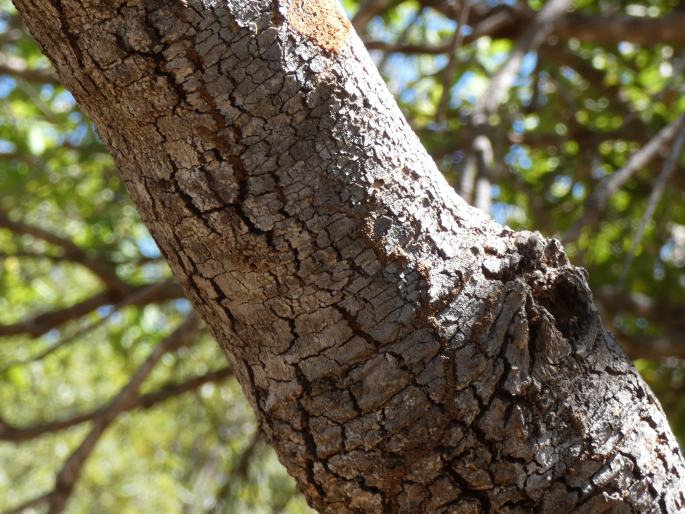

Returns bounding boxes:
[13,1,685,512]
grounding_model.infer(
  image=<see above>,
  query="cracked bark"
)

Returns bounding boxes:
[12,1,685,512]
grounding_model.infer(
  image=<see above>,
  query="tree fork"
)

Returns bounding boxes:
[12,1,685,512]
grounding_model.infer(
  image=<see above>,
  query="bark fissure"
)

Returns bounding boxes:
[12,1,685,512]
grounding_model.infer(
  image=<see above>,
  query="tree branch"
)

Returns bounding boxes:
[471,0,570,124]
[2,314,200,514]
[556,12,685,47]
[0,366,232,443]
[563,114,685,243]
[0,290,118,338]
[0,279,183,339]
[48,313,200,514]
[209,431,263,513]
[435,1,471,123]
[614,331,685,361]
[2,493,53,514]
[365,11,685,55]
[597,287,685,334]
[466,0,570,213]
[0,211,127,293]
[351,0,393,33]
[619,126,685,285]
[0,52,59,84]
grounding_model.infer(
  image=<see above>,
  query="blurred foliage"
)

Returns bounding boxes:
[2,0,685,512]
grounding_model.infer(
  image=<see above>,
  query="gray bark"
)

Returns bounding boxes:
[12,1,685,512]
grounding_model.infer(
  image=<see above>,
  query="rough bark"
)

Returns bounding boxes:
[12,1,685,512]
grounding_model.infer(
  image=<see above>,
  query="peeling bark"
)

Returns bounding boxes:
[12,1,685,512]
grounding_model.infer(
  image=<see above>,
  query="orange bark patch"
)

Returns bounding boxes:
[287,0,351,53]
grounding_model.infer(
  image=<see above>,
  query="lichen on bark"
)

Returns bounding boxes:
[12,0,685,512]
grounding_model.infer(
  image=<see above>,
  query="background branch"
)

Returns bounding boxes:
[0,366,232,442]
[2,314,200,514]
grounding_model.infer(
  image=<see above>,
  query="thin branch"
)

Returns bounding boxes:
[50,314,199,514]
[352,0,392,33]
[556,12,685,47]
[465,0,570,212]
[2,493,54,514]
[613,331,685,361]
[0,250,71,263]
[366,9,685,55]
[458,151,477,204]
[0,29,23,48]
[0,290,118,338]
[597,287,685,333]
[365,1,525,54]
[435,1,471,123]
[0,211,127,293]
[0,366,233,442]
[271,491,299,514]
[2,313,200,514]
[364,40,452,55]
[471,0,571,124]
[0,279,183,339]
[1,247,164,268]
[592,290,685,360]
[563,114,685,244]
[0,52,59,84]
[0,280,184,370]
[377,8,424,74]
[619,126,685,286]
[471,134,494,213]
[209,431,263,513]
